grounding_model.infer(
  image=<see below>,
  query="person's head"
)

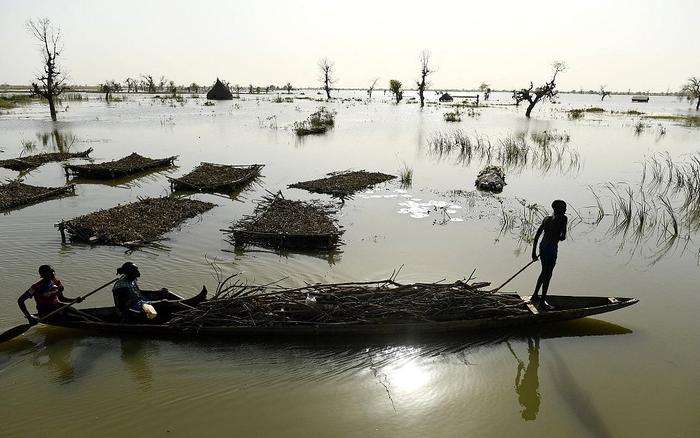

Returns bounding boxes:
[116,262,140,279]
[38,265,55,280]
[552,199,567,215]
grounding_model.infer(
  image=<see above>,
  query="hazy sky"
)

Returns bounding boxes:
[1,0,698,91]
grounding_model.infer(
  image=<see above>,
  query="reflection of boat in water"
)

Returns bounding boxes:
[42,293,637,337]
[631,95,649,102]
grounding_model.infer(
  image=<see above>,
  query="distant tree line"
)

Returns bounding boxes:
[23,17,700,121]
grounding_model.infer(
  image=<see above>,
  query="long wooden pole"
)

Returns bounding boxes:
[489,258,539,293]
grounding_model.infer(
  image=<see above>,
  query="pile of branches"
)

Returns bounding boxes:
[289,170,396,197]
[226,192,341,249]
[170,163,263,193]
[0,181,75,211]
[0,148,93,171]
[167,276,528,330]
[61,196,215,246]
[64,153,176,179]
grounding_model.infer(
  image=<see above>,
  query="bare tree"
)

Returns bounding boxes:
[101,80,121,101]
[318,58,336,100]
[26,18,67,121]
[285,82,293,94]
[141,75,156,93]
[513,61,567,118]
[168,80,177,96]
[600,85,611,101]
[367,78,380,99]
[479,82,491,100]
[681,77,700,110]
[389,79,403,103]
[416,50,433,108]
[158,75,167,92]
[125,77,136,93]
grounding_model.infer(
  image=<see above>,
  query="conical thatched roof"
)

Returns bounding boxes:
[207,78,233,100]
[439,92,453,102]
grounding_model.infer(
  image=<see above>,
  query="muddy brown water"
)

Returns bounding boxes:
[1,92,699,437]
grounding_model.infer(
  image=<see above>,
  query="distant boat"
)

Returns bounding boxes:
[631,95,649,102]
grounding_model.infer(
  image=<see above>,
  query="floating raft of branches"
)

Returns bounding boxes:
[0,148,93,171]
[167,278,529,330]
[60,197,215,246]
[63,153,177,179]
[225,193,341,249]
[0,182,75,211]
[289,170,396,197]
[169,163,263,193]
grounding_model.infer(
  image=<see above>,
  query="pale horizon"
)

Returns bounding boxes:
[1,0,699,92]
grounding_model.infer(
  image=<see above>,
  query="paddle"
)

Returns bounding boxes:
[489,258,539,294]
[0,277,119,343]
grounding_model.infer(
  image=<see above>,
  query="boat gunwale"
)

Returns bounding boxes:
[42,295,639,336]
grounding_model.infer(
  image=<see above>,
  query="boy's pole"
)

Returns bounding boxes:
[489,258,539,293]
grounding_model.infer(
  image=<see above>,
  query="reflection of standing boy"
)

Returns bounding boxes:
[531,200,568,309]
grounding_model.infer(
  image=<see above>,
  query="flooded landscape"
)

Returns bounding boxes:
[1,91,699,436]
[2,2,700,436]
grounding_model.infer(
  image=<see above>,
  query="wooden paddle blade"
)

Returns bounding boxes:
[0,323,31,343]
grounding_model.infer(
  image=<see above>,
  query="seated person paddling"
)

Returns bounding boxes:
[531,200,568,310]
[112,262,206,323]
[18,265,83,325]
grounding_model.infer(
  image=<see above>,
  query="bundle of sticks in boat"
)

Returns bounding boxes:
[167,274,529,329]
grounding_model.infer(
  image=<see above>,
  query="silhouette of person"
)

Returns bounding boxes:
[531,200,568,309]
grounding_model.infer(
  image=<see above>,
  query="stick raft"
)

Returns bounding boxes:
[169,163,263,193]
[167,278,529,330]
[289,170,396,197]
[63,153,176,179]
[225,192,341,249]
[0,182,75,211]
[0,148,93,171]
[60,197,215,246]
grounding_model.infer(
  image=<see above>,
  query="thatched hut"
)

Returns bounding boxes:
[439,92,453,102]
[206,78,233,100]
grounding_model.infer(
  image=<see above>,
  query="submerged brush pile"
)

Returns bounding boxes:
[61,197,215,246]
[0,148,93,171]
[64,153,176,179]
[0,182,75,210]
[226,192,341,249]
[170,163,263,193]
[167,278,529,329]
[289,170,395,197]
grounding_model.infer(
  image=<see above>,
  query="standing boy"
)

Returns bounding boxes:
[531,200,568,309]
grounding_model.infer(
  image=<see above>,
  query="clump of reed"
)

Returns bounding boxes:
[398,163,413,188]
[568,109,585,120]
[585,153,700,261]
[427,129,580,175]
[498,199,548,244]
[294,107,336,136]
[634,121,648,134]
[443,110,462,122]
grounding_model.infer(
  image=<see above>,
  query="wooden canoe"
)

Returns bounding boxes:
[41,294,637,337]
